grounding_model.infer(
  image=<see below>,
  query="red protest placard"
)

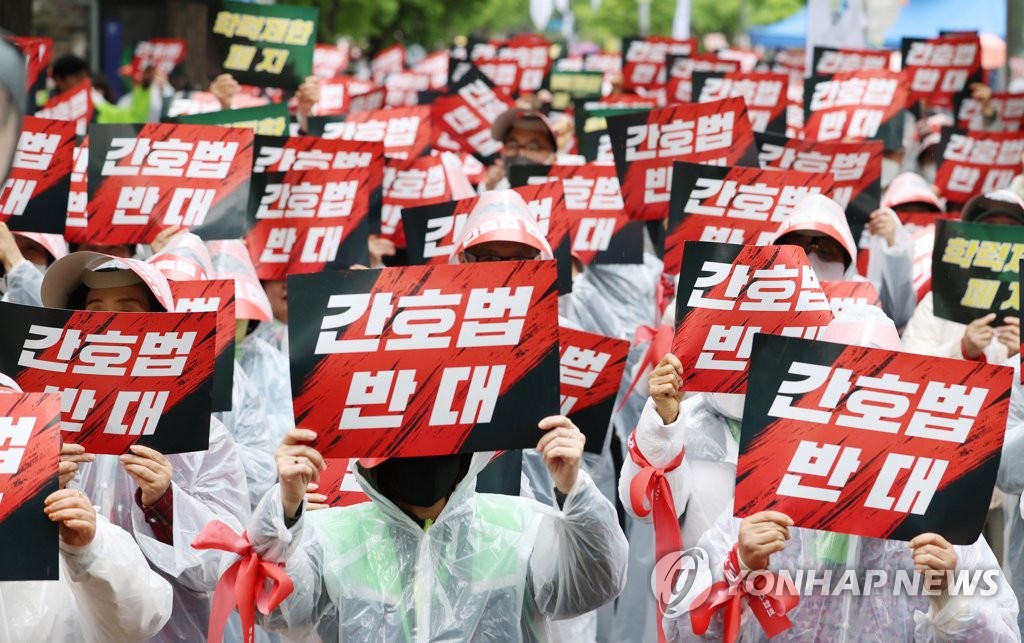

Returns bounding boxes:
[934,127,1024,204]
[414,50,451,91]
[382,152,471,247]
[956,93,1024,132]
[820,279,882,315]
[901,35,982,108]
[0,391,61,581]
[737,333,1011,544]
[313,43,349,79]
[317,458,370,507]
[671,242,834,393]
[664,54,741,104]
[559,327,629,453]
[621,37,697,104]
[129,38,187,77]
[497,35,551,94]
[608,97,759,222]
[431,66,514,165]
[811,47,891,75]
[384,71,431,107]
[663,162,834,275]
[509,162,644,266]
[0,302,217,455]
[86,123,254,244]
[246,136,384,279]
[6,36,52,96]
[803,71,908,146]
[320,105,432,168]
[756,133,883,238]
[37,80,93,137]
[371,44,406,85]
[65,139,89,244]
[475,58,524,95]
[168,279,236,413]
[0,116,75,234]
[692,72,789,135]
[287,261,560,458]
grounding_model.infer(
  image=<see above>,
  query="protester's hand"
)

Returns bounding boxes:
[867,207,898,247]
[962,313,997,359]
[997,316,1020,357]
[209,73,240,110]
[738,511,794,571]
[119,445,173,506]
[483,158,504,190]
[150,225,186,254]
[911,533,957,592]
[59,443,95,489]
[276,429,325,519]
[0,222,24,273]
[304,482,328,511]
[296,76,321,118]
[45,488,97,548]
[649,354,683,425]
[368,235,396,268]
[537,416,585,495]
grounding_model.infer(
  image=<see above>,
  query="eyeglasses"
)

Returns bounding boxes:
[503,138,552,157]
[463,250,540,263]
[782,234,845,263]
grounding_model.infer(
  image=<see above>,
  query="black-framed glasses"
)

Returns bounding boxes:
[463,250,540,263]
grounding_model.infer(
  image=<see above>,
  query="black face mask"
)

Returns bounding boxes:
[374,454,465,508]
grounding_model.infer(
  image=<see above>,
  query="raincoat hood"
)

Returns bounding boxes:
[771,194,858,266]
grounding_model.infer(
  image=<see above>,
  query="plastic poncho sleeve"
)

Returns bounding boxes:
[528,469,629,619]
[214,364,280,508]
[912,539,1020,642]
[131,420,250,594]
[4,259,43,306]
[998,355,1024,494]
[248,484,333,639]
[865,226,916,329]
[94,85,153,124]
[618,397,690,521]
[63,516,174,642]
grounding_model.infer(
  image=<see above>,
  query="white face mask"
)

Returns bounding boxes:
[30,262,48,275]
[881,157,901,189]
[808,253,846,281]
[707,392,745,420]
[919,163,937,184]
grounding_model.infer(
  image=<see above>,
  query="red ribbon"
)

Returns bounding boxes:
[192,520,295,643]
[617,272,677,412]
[689,545,800,643]
[628,429,684,643]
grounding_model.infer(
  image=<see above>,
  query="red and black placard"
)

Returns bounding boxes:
[65,138,89,244]
[245,135,383,279]
[128,38,188,77]
[736,332,1010,544]
[672,242,834,393]
[664,162,834,275]
[574,99,657,163]
[608,97,759,223]
[0,302,217,455]
[382,153,467,248]
[316,458,371,507]
[691,71,789,135]
[810,46,891,76]
[956,92,1024,132]
[36,80,93,137]
[475,58,524,96]
[287,262,560,458]
[821,279,882,315]
[803,70,908,149]
[756,131,882,241]
[384,71,432,107]
[431,65,514,165]
[508,162,644,266]
[558,327,629,454]
[496,35,551,94]
[0,391,60,581]
[401,181,575,294]
[664,53,741,105]
[371,44,405,84]
[316,105,432,169]
[169,279,236,413]
[933,127,1024,205]
[86,122,254,244]
[621,37,697,104]
[313,43,350,79]
[5,36,52,111]
[0,116,75,234]
[901,35,982,109]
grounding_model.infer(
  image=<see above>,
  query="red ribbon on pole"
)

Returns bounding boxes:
[192,520,295,643]
[628,429,685,643]
[689,545,800,643]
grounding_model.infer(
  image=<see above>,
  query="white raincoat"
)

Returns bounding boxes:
[214,363,280,508]
[70,419,250,642]
[902,292,1010,364]
[2,259,43,306]
[238,331,295,444]
[248,452,628,641]
[668,512,1020,642]
[0,517,173,642]
[1000,355,1024,632]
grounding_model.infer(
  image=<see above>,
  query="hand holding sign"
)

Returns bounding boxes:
[997,316,1021,357]
[44,488,97,548]
[962,313,997,359]
[910,533,958,592]
[738,511,794,571]
[276,428,326,519]
[537,416,585,495]
[58,443,94,489]
[649,354,683,425]
[120,444,173,507]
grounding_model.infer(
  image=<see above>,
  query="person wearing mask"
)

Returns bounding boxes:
[246,410,628,641]
[41,251,251,642]
[902,190,1024,363]
[481,108,559,192]
[661,310,1020,642]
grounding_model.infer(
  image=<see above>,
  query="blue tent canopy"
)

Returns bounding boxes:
[749,0,1007,50]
